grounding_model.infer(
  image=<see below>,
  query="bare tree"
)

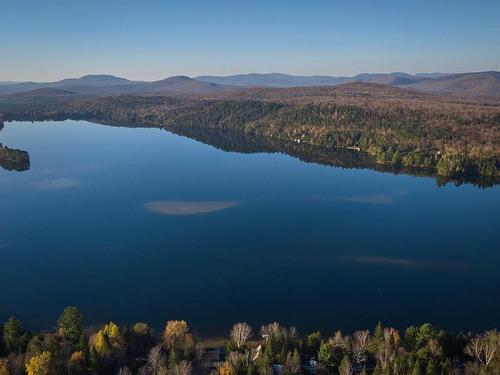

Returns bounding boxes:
[227,350,252,370]
[376,342,396,370]
[261,322,281,339]
[116,367,133,375]
[338,356,353,375]
[427,338,441,357]
[329,331,348,349]
[252,345,262,362]
[146,346,167,375]
[231,323,253,348]
[465,330,499,367]
[171,361,193,375]
[289,327,299,340]
[352,330,370,364]
[464,362,482,375]
[383,328,400,349]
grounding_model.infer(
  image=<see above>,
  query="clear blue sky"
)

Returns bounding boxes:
[1,0,499,81]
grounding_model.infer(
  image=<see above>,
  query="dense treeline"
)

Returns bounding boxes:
[0,83,499,177]
[169,127,499,188]
[1,308,499,375]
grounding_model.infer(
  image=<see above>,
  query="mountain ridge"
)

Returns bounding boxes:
[196,71,500,96]
[0,71,499,97]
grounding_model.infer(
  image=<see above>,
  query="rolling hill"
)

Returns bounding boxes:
[6,88,79,98]
[1,71,499,97]
[0,75,232,96]
[197,71,500,96]
[135,75,232,94]
[196,72,428,87]
[196,73,347,87]
[406,71,500,97]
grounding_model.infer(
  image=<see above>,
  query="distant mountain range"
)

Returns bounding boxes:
[196,72,433,87]
[196,71,500,96]
[0,71,499,97]
[0,75,230,96]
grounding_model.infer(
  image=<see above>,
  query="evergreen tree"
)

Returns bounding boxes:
[338,356,352,375]
[411,360,422,375]
[425,359,438,375]
[371,363,383,375]
[317,342,333,369]
[57,306,84,342]
[3,317,25,354]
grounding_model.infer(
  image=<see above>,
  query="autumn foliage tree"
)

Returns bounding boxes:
[163,321,189,349]
[0,360,10,375]
[1,309,500,375]
[26,351,52,375]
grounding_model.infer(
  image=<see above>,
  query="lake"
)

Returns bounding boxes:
[0,120,499,336]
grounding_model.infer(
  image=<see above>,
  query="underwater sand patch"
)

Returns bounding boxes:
[36,177,79,190]
[144,200,240,215]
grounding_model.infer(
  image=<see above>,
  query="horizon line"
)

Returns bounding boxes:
[2,69,500,84]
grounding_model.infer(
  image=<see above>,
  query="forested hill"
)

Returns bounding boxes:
[0,83,499,178]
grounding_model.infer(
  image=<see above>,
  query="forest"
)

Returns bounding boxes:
[0,83,499,177]
[168,127,499,188]
[0,308,499,375]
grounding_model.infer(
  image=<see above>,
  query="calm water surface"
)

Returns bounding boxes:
[0,120,499,335]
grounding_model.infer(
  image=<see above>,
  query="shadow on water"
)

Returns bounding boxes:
[1,119,498,188]
[0,122,30,172]
[168,126,500,189]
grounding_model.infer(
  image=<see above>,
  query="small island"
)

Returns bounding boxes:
[0,144,30,172]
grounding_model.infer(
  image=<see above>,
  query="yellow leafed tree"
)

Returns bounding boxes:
[219,362,236,375]
[103,322,121,345]
[0,360,10,375]
[69,350,84,366]
[94,330,112,357]
[26,351,52,375]
[163,320,189,348]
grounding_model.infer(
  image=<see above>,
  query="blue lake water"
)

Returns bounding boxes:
[0,120,499,335]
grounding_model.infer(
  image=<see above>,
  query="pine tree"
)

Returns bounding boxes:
[411,360,422,375]
[57,306,84,342]
[374,322,383,339]
[425,360,438,375]
[292,349,302,374]
[317,342,332,369]
[3,317,25,354]
[338,356,352,375]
